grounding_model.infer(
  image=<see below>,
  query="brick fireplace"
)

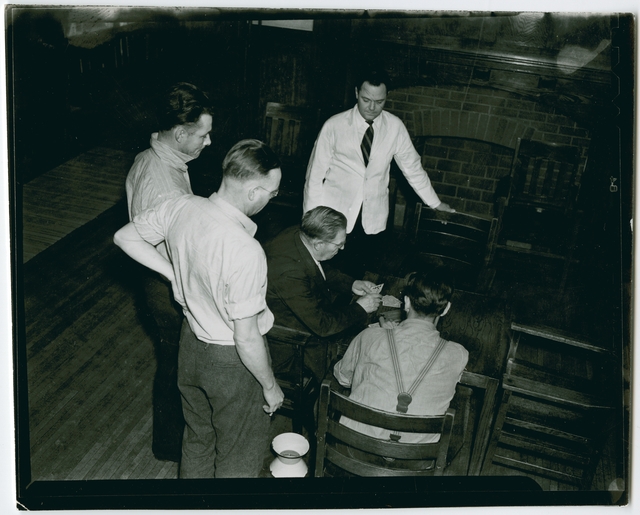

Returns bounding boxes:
[385,84,592,220]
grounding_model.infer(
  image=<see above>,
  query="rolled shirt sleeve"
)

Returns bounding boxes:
[224,246,274,334]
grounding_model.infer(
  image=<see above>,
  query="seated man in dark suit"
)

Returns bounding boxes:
[264,206,382,379]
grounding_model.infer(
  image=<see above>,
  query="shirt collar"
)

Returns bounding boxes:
[351,104,382,129]
[150,132,195,173]
[207,193,258,237]
[399,317,439,332]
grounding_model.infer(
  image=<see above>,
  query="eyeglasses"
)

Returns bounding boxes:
[323,239,346,250]
[256,186,279,199]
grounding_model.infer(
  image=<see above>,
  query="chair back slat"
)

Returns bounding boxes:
[331,389,448,433]
[510,138,581,209]
[502,374,611,409]
[411,203,497,292]
[266,324,313,347]
[498,432,591,464]
[505,359,604,396]
[327,419,442,460]
[325,446,436,477]
[510,322,611,354]
[315,378,456,477]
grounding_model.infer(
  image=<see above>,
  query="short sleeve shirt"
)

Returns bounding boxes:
[133,193,274,345]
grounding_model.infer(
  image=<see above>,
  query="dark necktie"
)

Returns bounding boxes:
[361,120,374,167]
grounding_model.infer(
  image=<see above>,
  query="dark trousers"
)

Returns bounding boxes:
[177,321,271,478]
[269,326,363,383]
[142,272,185,461]
[269,339,329,383]
[331,214,390,278]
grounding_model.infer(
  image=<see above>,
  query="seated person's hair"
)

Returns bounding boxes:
[403,268,454,317]
[301,206,347,241]
[222,139,281,180]
[355,68,392,92]
[157,82,212,132]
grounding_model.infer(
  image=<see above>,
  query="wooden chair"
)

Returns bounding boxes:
[437,290,509,475]
[314,376,456,477]
[493,138,583,288]
[481,322,615,489]
[410,203,498,293]
[359,272,508,475]
[263,102,318,207]
[266,325,319,434]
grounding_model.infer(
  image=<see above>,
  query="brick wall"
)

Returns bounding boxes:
[386,84,591,218]
[413,137,512,216]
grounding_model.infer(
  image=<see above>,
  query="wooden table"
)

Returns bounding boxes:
[363,272,510,476]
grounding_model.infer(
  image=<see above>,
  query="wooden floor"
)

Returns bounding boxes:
[19,146,622,491]
[23,201,179,480]
[22,146,136,263]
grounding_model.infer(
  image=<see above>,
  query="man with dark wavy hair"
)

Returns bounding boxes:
[334,267,468,444]
[124,82,213,462]
[115,139,284,477]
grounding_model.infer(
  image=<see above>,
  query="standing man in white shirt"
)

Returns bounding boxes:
[303,69,454,275]
[114,139,284,478]
[125,82,213,462]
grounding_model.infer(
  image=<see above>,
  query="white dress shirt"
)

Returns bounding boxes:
[303,105,441,234]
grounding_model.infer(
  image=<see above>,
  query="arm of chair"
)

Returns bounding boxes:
[321,367,351,397]
[510,321,612,355]
[267,324,314,347]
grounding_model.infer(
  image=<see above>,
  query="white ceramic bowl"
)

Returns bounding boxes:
[269,432,309,478]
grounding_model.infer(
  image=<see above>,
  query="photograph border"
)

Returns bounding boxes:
[4,3,635,511]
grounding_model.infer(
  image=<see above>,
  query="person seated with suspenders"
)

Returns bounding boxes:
[333,268,468,467]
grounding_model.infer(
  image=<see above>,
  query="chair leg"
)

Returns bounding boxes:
[468,378,499,476]
[480,388,513,475]
[559,211,581,291]
[292,415,303,434]
[314,382,331,478]
[559,254,572,291]
[476,267,496,294]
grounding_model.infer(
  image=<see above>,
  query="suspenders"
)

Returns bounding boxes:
[386,328,447,441]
